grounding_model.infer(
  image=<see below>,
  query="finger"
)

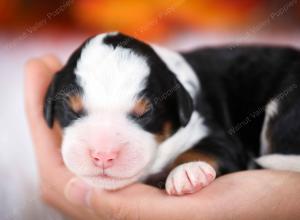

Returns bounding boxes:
[24,58,62,165]
[42,184,98,220]
[65,178,166,219]
[25,57,56,130]
[40,54,62,72]
[65,178,163,207]
[25,57,74,191]
[24,57,91,219]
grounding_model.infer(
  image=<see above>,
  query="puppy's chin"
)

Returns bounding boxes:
[81,173,143,190]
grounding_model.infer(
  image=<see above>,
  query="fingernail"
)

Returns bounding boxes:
[65,178,92,207]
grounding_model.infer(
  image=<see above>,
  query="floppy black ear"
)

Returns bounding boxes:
[175,79,194,126]
[44,75,58,128]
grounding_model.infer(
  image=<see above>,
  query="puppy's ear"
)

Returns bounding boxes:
[175,79,194,126]
[44,75,59,128]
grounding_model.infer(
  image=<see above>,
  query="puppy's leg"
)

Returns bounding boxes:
[165,161,216,195]
[166,135,248,195]
[257,98,300,171]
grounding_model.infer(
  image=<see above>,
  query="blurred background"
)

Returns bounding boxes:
[0,0,300,219]
[1,0,300,45]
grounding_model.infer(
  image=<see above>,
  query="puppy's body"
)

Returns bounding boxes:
[181,46,300,172]
[44,32,300,195]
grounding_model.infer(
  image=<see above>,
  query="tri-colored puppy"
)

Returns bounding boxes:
[44,32,300,195]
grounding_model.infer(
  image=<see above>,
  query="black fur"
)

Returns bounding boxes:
[44,38,91,127]
[182,46,300,174]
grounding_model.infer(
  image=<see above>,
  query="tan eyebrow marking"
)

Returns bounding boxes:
[68,94,83,113]
[132,98,152,117]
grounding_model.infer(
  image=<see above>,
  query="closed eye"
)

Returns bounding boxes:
[64,103,85,121]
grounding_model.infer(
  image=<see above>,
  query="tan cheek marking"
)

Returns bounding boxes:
[155,121,173,143]
[172,149,219,171]
[68,95,83,113]
[132,98,151,117]
[52,120,65,165]
[53,119,63,151]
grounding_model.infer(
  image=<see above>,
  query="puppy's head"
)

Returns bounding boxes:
[44,32,193,189]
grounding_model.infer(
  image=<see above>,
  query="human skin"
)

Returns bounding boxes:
[25,55,300,220]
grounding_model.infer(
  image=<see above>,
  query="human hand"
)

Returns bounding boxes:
[25,55,99,220]
[64,169,300,220]
[25,55,300,220]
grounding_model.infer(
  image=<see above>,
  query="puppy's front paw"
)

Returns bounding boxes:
[166,161,216,196]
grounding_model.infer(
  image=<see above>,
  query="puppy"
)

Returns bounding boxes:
[44,32,300,195]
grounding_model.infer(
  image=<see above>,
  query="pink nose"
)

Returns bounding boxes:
[90,150,118,169]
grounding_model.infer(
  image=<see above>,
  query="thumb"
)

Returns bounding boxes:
[64,178,167,220]
[64,178,131,219]
[64,178,121,210]
[64,178,92,208]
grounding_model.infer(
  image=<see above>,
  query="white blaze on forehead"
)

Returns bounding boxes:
[75,34,150,112]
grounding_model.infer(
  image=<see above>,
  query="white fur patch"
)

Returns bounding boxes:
[76,34,150,112]
[266,99,278,117]
[152,45,200,100]
[256,154,300,172]
[260,100,279,155]
[62,111,158,190]
[148,112,209,174]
